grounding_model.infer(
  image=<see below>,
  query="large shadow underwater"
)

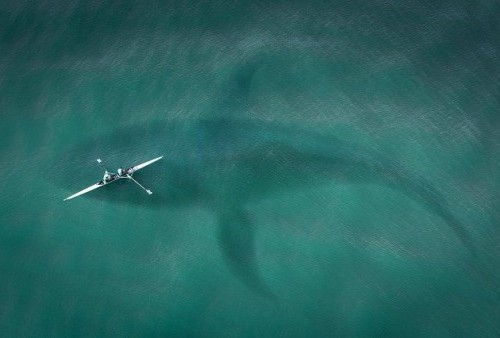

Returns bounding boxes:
[51,54,485,297]
[53,115,477,297]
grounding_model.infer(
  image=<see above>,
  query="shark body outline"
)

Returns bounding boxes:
[57,117,474,297]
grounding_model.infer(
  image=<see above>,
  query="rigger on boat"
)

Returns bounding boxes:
[63,156,163,201]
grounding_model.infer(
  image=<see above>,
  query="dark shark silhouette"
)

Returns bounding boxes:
[56,118,475,297]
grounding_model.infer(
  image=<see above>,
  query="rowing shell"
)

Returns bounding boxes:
[63,156,163,201]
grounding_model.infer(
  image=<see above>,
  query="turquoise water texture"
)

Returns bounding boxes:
[1,1,500,336]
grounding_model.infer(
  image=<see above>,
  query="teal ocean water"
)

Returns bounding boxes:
[1,1,500,336]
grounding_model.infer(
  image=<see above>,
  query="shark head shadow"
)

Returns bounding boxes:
[54,118,475,297]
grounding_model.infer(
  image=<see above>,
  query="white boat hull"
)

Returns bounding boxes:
[64,156,163,201]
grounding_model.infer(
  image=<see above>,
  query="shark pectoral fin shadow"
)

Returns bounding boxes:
[217,207,275,299]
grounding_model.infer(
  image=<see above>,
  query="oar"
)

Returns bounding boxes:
[96,158,110,173]
[127,175,153,195]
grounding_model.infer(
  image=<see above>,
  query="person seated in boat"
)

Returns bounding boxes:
[118,168,127,177]
[103,172,112,182]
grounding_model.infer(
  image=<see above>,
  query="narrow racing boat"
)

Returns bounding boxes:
[63,156,163,201]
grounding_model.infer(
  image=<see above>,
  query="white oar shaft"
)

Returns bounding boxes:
[97,158,109,172]
[127,175,153,195]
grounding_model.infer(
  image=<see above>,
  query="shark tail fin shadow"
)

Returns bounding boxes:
[385,165,500,292]
[217,206,276,299]
[377,162,477,255]
[288,136,477,255]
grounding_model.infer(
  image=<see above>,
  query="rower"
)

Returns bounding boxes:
[64,156,162,201]
[103,171,112,182]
